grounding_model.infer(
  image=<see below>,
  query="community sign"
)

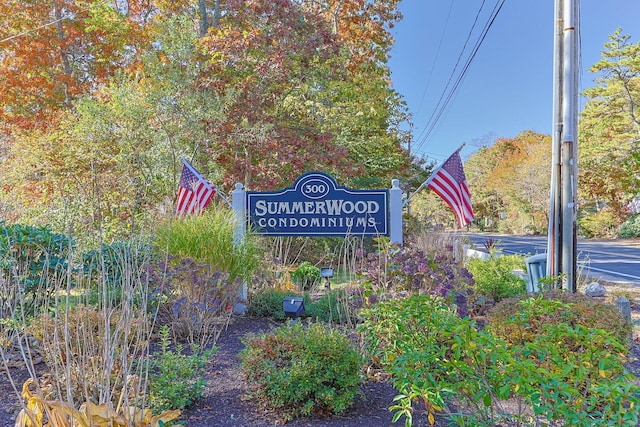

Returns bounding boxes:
[246,172,389,237]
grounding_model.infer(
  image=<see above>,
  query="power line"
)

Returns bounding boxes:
[0,5,94,44]
[413,0,507,155]
[414,0,489,149]
[414,0,456,118]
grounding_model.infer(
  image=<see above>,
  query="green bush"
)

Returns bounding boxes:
[0,222,73,313]
[487,294,638,426]
[291,261,321,290]
[359,293,640,427]
[246,288,307,321]
[149,325,214,413]
[154,208,262,283]
[466,254,527,303]
[578,209,617,238]
[619,213,640,238]
[514,322,639,426]
[239,321,362,422]
[359,295,512,426]
[486,291,632,350]
[305,289,355,324]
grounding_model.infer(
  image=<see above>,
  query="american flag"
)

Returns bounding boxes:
[426,150,474,228]
[175,158,216,216]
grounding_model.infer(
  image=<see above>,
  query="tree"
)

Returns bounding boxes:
[579,29,640,224]
[465,131,551,233]
[199,0,410,189]
[2,16,228,238]
[0,0,160,132]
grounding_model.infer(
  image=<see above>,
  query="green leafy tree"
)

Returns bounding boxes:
[580,29,640,224]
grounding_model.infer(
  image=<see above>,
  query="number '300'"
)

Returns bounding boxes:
[302,180,329,198]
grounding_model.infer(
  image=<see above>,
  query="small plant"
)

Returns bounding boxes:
[466,254,527,304]
[482,237,502,254]
[291,261,321,290]
[537,273,568,291]
[149,325,214,413]
[246,287,306,321]
[147,256,239,348]
[487,291,632,349]
[239,321,362,422]
[305,289,358,324]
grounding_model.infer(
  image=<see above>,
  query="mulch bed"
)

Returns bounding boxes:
[2,312,640,427]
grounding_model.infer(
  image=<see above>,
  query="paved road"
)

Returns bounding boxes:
[458,232,640,286]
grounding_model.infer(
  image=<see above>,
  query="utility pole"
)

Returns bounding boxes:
[547,0,579,292]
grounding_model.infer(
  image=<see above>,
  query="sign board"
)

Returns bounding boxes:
[246,172,388,237]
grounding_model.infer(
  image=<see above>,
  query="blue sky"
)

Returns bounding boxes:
[388,0,640,162]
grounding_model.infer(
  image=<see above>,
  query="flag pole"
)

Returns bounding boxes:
[179,156,231,208]
[405,143,466,205]
[216,188,232,207]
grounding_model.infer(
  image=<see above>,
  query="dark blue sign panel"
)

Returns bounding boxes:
[246,172,388,237]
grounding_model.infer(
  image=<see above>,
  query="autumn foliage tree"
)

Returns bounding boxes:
[199,0,409,189]
[1,0,411,236]
[464,131,551,234]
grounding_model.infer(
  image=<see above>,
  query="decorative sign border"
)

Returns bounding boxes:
[246,172,389,237]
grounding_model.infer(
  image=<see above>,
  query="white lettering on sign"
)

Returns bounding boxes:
[257,216,378,229]
[253,200,381,217]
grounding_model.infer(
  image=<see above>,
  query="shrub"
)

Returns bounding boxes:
[32,304,146,404]
[360,293,640,427]
[357,239,474,317]
[0,222,73,313]
[578,209,617,238]
[359,294,515,426]
[291,261,321,290]
[147,256,239,348]
[514,322,639,426]
[246,287,306,321]
[486,291,632,350]
[149,325,214,413]
[487,293,638,426]
[466,254,526,303]
[239,321,362,422]
[619,213,640,238]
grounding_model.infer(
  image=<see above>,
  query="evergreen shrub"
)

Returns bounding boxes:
[619,214,640,238]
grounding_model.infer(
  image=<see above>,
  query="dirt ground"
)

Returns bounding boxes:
[2,281,640,427]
